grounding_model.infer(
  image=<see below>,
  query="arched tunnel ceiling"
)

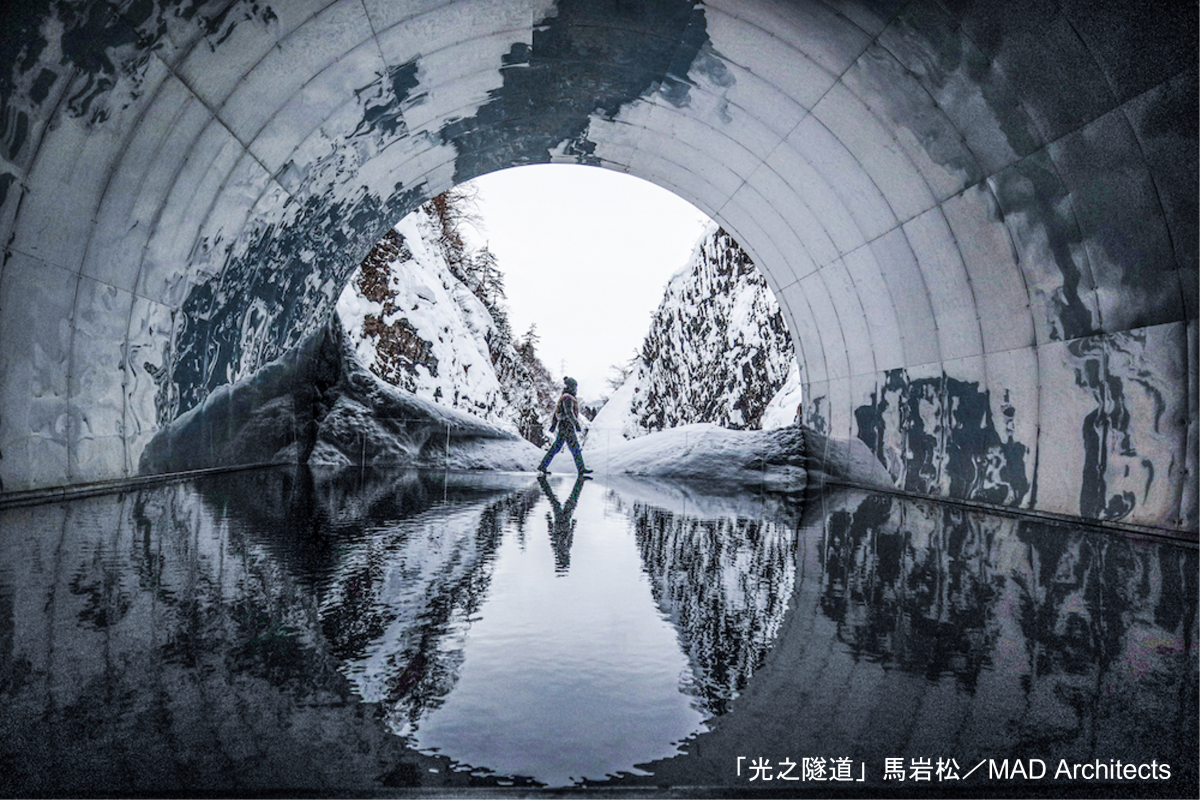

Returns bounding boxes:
[0,0,1195,532]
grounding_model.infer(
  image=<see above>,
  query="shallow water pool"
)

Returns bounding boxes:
[0,466,1194,796]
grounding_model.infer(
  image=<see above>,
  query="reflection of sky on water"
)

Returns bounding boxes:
[0,466,1194,796]
[406,477,705,785]
[323,473,796,786]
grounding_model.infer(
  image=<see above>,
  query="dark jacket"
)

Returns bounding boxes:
[550,392,581,432]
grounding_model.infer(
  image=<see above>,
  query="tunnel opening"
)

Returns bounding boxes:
[331,165,800,453]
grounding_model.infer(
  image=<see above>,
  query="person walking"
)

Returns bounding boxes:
[537,377,591,475]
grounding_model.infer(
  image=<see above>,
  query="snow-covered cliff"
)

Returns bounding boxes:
[338,210,506,422]
[588,227,795,448]
[337,203,557,445]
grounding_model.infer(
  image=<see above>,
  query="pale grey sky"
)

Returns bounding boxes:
[462,164,712,402]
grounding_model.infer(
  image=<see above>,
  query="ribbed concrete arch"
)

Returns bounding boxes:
[0,0,1195,532]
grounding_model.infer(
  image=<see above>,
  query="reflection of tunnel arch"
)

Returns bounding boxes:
[0,0,1194,532]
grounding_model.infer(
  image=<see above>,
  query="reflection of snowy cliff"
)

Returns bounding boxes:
[0,472,440,794]
[623,495,799,716]
[322,485,542,736]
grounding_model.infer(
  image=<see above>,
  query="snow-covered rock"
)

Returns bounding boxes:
[139,317,541,475]
[336,204,558,445]
[337,209,513,426]
[588,423,806,492]
[588,226,794,444]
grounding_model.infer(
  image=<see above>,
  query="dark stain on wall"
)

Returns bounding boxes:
[0,1,56,98]
[57,2,142,122]
[1125,65,1199,284]
[853,369,1031,508]
[990,152,1097,341]
[440,0,709,183]
[883,2,1043,171]
[351,59,422,142]
[0,1,276,135]
[172,184,425,415]
[0,173,14,209]
[1069,332,1164,523]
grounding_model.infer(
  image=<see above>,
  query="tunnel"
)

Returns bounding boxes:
[0,0,1195,535]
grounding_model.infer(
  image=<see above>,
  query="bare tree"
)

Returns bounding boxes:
[606,351,641,391]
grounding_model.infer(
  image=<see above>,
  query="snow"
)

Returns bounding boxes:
[584,416,898,494]
[336,204,563,446]
[312,318,542,470]
[336,210,515,431]
[586,422,806,492]
[337,289,384,369]
[583,371,644,448]
[590,227,794,441]
[761,358,804,430]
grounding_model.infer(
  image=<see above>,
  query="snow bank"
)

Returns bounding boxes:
[586,423,806,491]
[761,358,803,430]
[586,415,895,493]
[583,373,643,446]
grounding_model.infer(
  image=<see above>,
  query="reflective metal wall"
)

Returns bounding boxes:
[0,0,1195,532]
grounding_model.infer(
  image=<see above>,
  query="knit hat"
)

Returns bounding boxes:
[563,377,578,394]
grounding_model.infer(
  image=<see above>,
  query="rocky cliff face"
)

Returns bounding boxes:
[337,205,558,445]
[590,227,795,444]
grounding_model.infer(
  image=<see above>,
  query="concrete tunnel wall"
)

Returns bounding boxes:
[0,0,1195,532]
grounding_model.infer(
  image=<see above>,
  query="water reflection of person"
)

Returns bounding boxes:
[537,473,587,574]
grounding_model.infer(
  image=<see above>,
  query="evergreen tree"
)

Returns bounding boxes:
[426,185,480,283]
[606,350,639,392]
[473,245,505,310]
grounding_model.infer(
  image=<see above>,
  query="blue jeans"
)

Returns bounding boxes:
[539,427,586,472]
